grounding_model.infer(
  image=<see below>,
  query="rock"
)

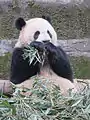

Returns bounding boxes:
[0,38,90,57]
[0,39,16,56]
[58,38,90,57]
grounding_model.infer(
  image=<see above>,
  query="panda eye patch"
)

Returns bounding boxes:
[47,30,52,38]
[34,31,40,40]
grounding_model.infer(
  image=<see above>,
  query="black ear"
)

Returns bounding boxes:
[15,17,26,30]
[42,15,51,24]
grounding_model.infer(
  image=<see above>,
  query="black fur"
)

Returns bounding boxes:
[42,15,52,24]
[44,42,73,82]
[30,41,45,52]
[10,41,73,84]
[10,47,40,84]
[15,17,26,30]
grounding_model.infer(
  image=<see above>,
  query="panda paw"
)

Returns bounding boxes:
[30,41,44,52]
[45,42,57,55]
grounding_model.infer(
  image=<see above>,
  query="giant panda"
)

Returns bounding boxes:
[10,16,77,95]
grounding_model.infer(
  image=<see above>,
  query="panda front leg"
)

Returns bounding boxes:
[45,42,73,82]
[10,47,40,84]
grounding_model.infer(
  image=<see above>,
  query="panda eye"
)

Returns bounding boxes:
[47,30,52,38]
[34,31,40,40]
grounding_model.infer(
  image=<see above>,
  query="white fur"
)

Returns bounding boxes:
[15,18,57,48]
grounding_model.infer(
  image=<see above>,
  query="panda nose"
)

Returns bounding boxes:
[42,40,50,43]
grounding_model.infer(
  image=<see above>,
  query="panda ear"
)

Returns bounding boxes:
[15,17,26,30]
[42,15,52,24]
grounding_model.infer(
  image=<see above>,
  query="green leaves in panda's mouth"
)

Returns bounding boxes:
[22,45,45,66]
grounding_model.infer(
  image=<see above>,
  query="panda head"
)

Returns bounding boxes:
[15,16,57,48]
